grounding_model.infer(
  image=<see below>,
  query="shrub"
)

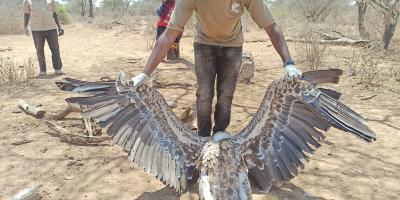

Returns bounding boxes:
[0,0,24,35]
[0,57,35,86]
[56,3,71,25]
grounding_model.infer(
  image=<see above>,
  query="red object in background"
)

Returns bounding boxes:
[157,0,176,27]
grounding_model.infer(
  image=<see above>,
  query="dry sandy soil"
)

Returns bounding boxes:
[0,23,399,200]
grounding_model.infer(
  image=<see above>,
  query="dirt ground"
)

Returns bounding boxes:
[0,23,399,200]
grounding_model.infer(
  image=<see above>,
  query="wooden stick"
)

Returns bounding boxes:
[360,94,378,100]
[18,100,46,119]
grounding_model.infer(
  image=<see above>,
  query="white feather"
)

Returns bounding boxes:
[200,171,214,200]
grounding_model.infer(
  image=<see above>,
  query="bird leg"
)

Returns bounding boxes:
[83,118,93,137]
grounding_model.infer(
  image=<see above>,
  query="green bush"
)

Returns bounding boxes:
[56,3,71,25]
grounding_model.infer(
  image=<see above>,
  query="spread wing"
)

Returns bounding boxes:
[64,72,205,193]
[56,78,117,95]
[234,69,376,192]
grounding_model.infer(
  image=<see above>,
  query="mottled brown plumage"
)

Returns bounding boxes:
[58,69,375,199]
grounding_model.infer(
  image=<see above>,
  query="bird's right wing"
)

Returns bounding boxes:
[234,69,376,192]
[65,72,205,193]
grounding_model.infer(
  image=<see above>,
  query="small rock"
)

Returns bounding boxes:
[304,192,312,198]
[63,176,74,180]
[167,100,177,109]
[40,148,48,153]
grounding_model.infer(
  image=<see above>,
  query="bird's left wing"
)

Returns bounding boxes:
[65,72,205,193]
[233,69,376,192]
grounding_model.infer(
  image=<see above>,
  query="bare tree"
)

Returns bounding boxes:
[356,0,370,39]
[81,0,87,17]
[295,0,338,22]
[368,0,400,49]
[89,0,94,18]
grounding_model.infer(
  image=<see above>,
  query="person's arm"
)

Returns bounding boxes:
[143,29,182,75]
[265,23,301,77]
[24,14,30,30]
[131,29,181,86]
[265,23,293,65]
[53,13,61,28]
[131,0,193,87]
[246,0,301,77]
[53,12,64,36]
[50,0,63,36]
[23,0,30,36]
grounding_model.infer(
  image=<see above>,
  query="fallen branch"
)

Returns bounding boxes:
[286,38,370,46]
[46,106,79,120]
[44,120,110,146]
[11,139,34,146]
[360,94,378,100]
[18,100,46,119]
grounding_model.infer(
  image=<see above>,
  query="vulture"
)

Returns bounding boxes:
[56,69,375,199]
[54,72,160,136]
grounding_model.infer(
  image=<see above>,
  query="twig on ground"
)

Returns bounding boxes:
[360,94,378,100]
[11,139,34,146]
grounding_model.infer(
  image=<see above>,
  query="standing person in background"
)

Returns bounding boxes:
[156,0,181,61]
[132,0,302,137]
[23,0,64,78]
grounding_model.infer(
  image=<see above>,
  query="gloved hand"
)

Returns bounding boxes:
[24,27,30,36]
[58,27,64,36]
[131,73,149,88]
[284,64,302,78]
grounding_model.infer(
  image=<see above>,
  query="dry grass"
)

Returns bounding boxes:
[0,57,36,86]
[0,0,23,35]
[295,27,330,70]
[345,49,400,88]
[358,53,384,87]
[389,60,400,82]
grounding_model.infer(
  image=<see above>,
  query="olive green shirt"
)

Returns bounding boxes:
[23,0,58,31]
[168,0,275,47]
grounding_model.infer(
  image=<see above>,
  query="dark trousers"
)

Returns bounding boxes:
[32,29,62,72]
[194,42,243,137]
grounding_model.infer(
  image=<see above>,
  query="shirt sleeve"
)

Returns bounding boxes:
[167,0,194,31]
[51,0,57,13]
[245,0,275,28]
[23,0,30,14]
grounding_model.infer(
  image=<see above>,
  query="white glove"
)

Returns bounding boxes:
[131,73,149,88]
[284,64,302,78]
[24,27,30,36]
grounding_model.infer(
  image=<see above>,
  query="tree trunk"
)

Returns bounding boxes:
[382,1,400,49]
[89,0,94,18]
[357,1,369,39]
[81,0,86,17]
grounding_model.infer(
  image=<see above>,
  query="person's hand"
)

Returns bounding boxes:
[58,27,64,36]
[284,64,302,78]
[24,27,30,36]
[131,73,149,88]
